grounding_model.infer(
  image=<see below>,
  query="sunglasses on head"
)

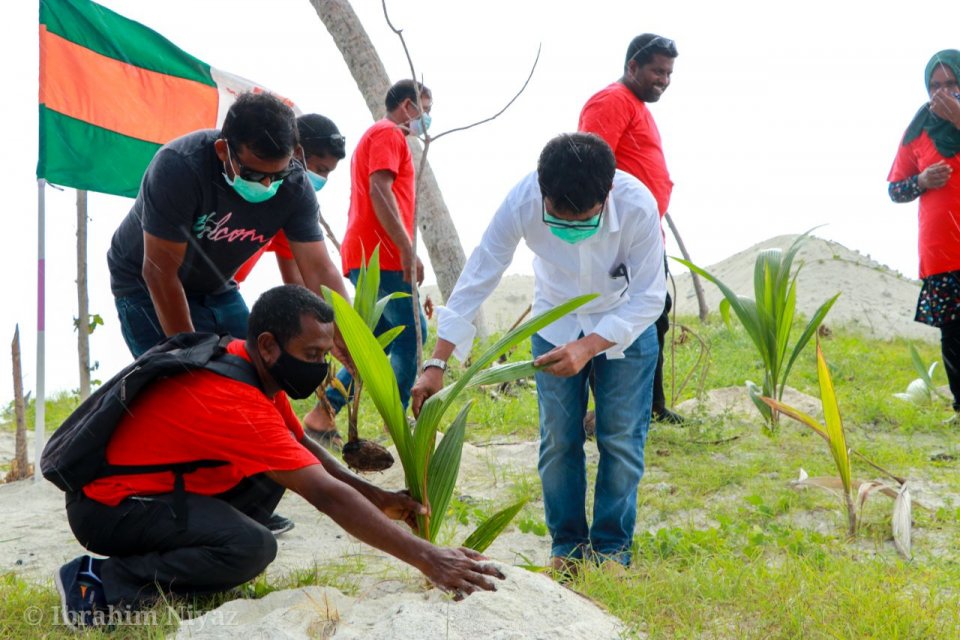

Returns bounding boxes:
[226,142,298,183]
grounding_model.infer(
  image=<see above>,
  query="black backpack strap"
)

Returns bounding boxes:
[101,460,228,529]
[204,352,264,392]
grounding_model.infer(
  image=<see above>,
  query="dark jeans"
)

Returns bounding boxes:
[942,321,960,411]
[115,288,250,358]
[652,290,672,411]
[66,475,283,607]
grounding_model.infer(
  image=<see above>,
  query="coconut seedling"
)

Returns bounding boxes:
[675,229,840,433]
[893,344,948,405]
[320,247,405,472]
[763,341,913,559]
[326,287,596,546]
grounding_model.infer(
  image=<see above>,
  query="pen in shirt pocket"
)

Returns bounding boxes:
[610,262,630,296]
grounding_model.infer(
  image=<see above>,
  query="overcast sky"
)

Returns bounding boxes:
[1,0,956,406]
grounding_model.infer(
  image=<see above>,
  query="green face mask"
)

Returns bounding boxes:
[543,211,602,244]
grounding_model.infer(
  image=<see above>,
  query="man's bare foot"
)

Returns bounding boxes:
[304,403,342,451]
[304,403,335,431]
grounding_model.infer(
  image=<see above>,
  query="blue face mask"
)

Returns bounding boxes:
[306,170,327,191]
[543,211,602,244]
[409,112,432,136]
[222,145,283,203]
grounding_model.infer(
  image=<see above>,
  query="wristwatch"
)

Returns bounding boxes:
[422,358,447,373]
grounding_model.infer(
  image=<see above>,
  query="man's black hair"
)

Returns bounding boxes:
[247,285,334,349]
[385,79,432,112]
[537,133,616,215]
[221,92,298,161]
[298,114,346,160]
[624,33,678,70]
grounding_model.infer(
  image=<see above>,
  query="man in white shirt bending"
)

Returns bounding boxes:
[411,132,665,574]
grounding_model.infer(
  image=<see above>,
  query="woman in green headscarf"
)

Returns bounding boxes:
[888,49,960,418]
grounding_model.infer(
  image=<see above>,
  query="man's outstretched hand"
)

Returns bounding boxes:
[420,547,506,600]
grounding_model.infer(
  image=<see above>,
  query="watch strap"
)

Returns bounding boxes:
[422,358,447,372]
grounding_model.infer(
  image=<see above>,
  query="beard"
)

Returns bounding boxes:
[641,86,664,102]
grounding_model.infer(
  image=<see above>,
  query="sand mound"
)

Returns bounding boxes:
[176,566,623,639]
[426,236,938,343]
[670,235,937,343]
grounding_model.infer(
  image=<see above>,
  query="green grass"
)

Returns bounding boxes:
[2,316,959,638]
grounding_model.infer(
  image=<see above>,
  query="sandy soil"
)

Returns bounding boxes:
[0,235,944,638]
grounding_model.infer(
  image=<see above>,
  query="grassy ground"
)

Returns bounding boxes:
[2,316,959,638]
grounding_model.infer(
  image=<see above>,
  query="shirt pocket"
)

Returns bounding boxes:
[605,261,632,299]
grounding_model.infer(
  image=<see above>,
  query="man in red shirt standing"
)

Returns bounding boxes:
[308,80,432,443]
[579,33,684,424]
[54,285,502,629]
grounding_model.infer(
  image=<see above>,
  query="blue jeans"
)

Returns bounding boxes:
[532,325,657,566]
[326,269,427,412]
[115,288,250,358]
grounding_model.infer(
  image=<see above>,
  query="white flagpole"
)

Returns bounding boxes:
[35,179,46,483]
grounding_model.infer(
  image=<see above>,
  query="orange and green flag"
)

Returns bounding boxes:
[38,0,284,197]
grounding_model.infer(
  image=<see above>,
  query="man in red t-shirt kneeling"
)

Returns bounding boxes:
[54,285,502,629]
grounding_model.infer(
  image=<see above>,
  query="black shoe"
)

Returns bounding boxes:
[652,407,686,425]
[266,513,295,536]
[54,555,107,629]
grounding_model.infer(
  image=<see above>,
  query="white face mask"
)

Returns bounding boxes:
[409,112,432,136]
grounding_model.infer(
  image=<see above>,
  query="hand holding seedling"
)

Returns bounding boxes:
[330,324,356,376]
[410,367,444,417]
[918,161,952,191]
[533,334,615,377]
[372,488,428,533]
[420,547,505,600]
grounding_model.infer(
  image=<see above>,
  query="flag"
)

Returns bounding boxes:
[38,0,291,197]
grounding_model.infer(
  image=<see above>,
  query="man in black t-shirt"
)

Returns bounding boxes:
[107,92,350,359]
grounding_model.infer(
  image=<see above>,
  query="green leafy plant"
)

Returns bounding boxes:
[675,230,840,431]
[893,344,948,405]
[762,342,913,558]
[326,288,596,545]
[321,247,407,472]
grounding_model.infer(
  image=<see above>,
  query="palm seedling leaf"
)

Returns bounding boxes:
[816,341,852,495]
[424,401,471,541]
[462,499,528,553]
[325,290,409,462]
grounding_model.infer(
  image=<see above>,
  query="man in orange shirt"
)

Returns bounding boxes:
[579,33,684,424]
[308,80,432,443]
[54,285,502,629]
[234,114,347,286]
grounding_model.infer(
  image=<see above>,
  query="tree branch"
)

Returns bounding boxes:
[431,45,540,142]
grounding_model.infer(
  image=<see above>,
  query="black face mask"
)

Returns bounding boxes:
[267,348,329,400]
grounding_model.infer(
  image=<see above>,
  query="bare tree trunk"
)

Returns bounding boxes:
[76,190,91,400]
[664,212,709,322]
[308,0,486,335]
[8,326,31,481]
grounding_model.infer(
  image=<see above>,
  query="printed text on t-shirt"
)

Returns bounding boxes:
[193,212,267,244]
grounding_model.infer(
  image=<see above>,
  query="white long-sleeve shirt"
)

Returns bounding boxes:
[438,169,666,361]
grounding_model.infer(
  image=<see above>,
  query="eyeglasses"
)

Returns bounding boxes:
[226,142,299,183]
[541,198,605,229]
